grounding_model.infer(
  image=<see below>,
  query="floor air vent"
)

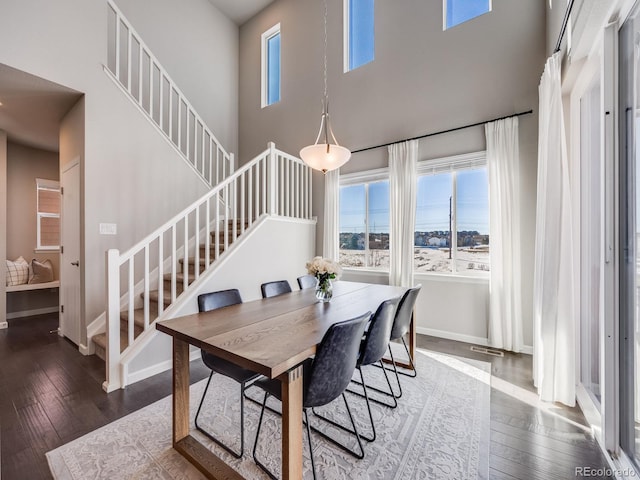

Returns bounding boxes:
[470,345,504,357]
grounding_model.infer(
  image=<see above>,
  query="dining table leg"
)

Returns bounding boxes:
[280,364,304,480]
[173,337,190,444]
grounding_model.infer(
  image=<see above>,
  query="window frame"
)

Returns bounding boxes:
[443,0,492,31]
[36,178,61,251]
[261,23,281,108]
[338,151,488,278]
[416,151,488,277]
[340,167,389,271]
[343,0,375,73]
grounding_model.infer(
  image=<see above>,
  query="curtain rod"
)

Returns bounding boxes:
[554,0,576,53]
[351,109,533,155]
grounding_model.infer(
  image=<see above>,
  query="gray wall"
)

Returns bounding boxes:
[239,0,546,347]
[0,0,239,327]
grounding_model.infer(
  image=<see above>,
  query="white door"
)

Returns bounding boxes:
[60,161,81,346]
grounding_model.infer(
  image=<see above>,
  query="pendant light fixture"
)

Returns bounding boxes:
[299,0,351,174]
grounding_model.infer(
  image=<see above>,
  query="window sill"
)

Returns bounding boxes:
[341,268,489,285]
[35,248,60,254]
[414,272,489,284]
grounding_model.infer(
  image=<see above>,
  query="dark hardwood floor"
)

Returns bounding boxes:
[0,313,614,479]
[0,313,209,480]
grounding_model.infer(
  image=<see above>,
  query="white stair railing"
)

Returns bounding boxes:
[104,144,312,391]
[105,0,233,187]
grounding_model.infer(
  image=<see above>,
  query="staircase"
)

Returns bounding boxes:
[98,2,313,391]
[92,222,243,360]
[101,145,312,392]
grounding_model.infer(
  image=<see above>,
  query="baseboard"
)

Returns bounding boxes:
[0,321,7,329]
[125,349,201,387]
[6,306,58,320]
[417,327,533,355]
[79,343,95,356]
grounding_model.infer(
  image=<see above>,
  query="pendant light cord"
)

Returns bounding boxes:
[323,0,328,103]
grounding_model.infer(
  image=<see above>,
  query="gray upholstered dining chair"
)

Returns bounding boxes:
[380,284,422,398]
[260,280,292,298]
[195,289,261,458]
[313,297,400,446]
[252,312,371,480]
[296,274,318,290]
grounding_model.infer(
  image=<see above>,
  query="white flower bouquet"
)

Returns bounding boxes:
[305,256,341,302]
[305,256,342,280]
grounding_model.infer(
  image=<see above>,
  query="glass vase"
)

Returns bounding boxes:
[315,277,333,302]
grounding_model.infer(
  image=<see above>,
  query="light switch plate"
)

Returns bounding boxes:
[99,223,117,235]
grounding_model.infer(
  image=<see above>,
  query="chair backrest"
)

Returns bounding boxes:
[297,274,318,290]
[197,288,242,313]
[305,312,370,408]
[359,297,400,366]
[261,280,292,299]
[390,285,422,340]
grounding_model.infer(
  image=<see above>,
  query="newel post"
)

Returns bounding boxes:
[103,249,122,392]
[267,142,278,215]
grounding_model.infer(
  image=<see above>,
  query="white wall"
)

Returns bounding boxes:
[343,269,491,346]
[238,0,545,348]
[127,216,316,382]
[0,0,239,331]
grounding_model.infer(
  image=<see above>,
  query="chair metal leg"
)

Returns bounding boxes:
[315,367,375,443]
[357,344,403,399]
[243,383,283,417]
[347,363,399,409]
[310,393,365,459]
[304,409,317,480]
[374,337,418,379]
[253,395,317,480]
[397,337,418,378]
[252,391,278,480]
[194,371,246,459]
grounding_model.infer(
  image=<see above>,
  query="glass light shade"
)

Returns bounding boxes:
[299,143,351,173]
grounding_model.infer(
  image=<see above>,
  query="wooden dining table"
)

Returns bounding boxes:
[156,280,409,480]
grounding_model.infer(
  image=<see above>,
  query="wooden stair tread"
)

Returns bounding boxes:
[92,330,130,354]
[149,290,173,306]
[163,272,196,283]
[120,308,157,330]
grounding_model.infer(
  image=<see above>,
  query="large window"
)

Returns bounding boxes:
[36,178,60,250]
[339,153,489,276]
[444,0,491,30]
[339,178,389,269]
[415,158,489,275]
[344,0,374,72]
[261,24,281,107]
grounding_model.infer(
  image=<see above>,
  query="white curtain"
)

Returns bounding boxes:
[389,140,418,287]
[485,117,523,352]
[533,52,576,407]
[323,169,340,261]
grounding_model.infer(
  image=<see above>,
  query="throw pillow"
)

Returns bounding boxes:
[6,258,30,286]
[29,259,54,284]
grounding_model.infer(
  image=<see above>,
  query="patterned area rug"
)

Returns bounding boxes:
[46,349,490,479]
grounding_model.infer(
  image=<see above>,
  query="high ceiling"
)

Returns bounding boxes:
[0,64,82,152]
[207,0,274,25]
